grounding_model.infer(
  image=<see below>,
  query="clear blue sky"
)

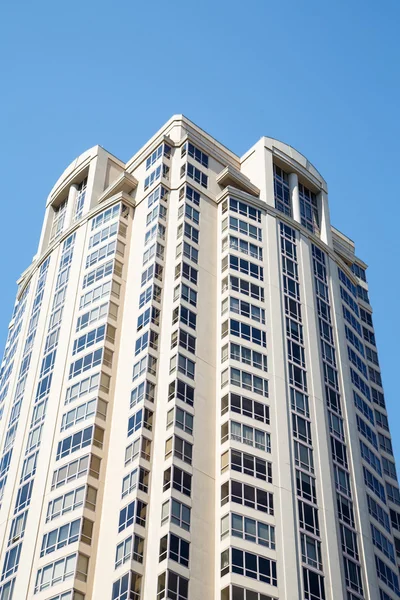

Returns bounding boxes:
[0,0,399,460]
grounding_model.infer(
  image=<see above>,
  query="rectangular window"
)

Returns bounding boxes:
[222,449,272,482]
[221,392,269,424]
[181,142,208,168]
[40,519,83,556]
[159,533,190,567]
[222,513,275,549]
[182,163,208,188]
[220,547,277,586]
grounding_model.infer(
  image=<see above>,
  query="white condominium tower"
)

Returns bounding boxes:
[0,115,398,600]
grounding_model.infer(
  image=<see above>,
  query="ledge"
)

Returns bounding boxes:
[97,172,138,204]
[216,165,260,197]
[216,186,266,211]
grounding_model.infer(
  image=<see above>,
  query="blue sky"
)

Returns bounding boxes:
[0,0,399,460]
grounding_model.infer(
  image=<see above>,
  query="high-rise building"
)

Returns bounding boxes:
[0,115,398,600]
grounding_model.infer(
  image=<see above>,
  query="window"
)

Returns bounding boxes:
[221,480,274,514]
[375,556,400,595]
[223,235,263,260]
[222,513,275,549]
[221,420,271,453]
[167,406,194,435]
[132,354,157,380]
[65,372,100,404]
[363,467,386,503]
[46,486,86,522]
[118,500,147,532]
[175,262,198,285]
[127,407,153,436]
[115,534,144,567]
[141,262,164,286]
[274,164,291,216]
[382,456,397,480]
[163,466,192,497]
[178,202,200,225]
[50,200,68,241]
[56,425,104,460]
[360,441,382,476]
[82,259,115,289]
[223,216,262,241]
[291,388,310,418]
[182,162,208,188]
[220,547,277,586]
[177,221,199,244]
[221,393,269,424]
[303,567,326,600]
[182,142,208,167]
[179,184,200,206]
[15,480,33,512]
[223,198,261,222]
[85,240,117,269]
[8,511,27,545]
[356,415,378,449]
[296,470,317,503]
[160,533,189,567]
[353,391,374,425]
[76,303,109,332]
[168,379,194,406]
[298,500,319,536]
[223,319,266,347]
[51,454,100,490]
[121,467,149,497]
[161,499,191,531]
[171,329,196,354]
[130,380,155,407]
[61,399,99,431]
[172,306,196,330]
[386,482,400,506]
[68,349,103,379]
[223,297,265,324]
[40,519,82,556]
[222,449,272,482]
[88,220,118,249]
[79,281,115,308]
[157,570,189,600]
[146,144,171,170]
[223,367,268,397]
[20,451,38,482]
[125,436,151,465]
[165,436,193,464]
[223,275,264,301]
[294,441,314,473]
[368,495,390,532]
[288,363,308,392]
[170,354,195,380]
[1,544,21,580]
[91,203,122,230]
[112,571,142,600]
[225,255,264,280]
[174,282,197,306]
[371,524,395,563]
[34,553,79,592]
[144,164,162,190]
[299,183,319,233]
[301,533,322,570]
[357,285,370,304]
[176,240,198,264]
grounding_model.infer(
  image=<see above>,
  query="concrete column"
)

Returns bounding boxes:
[64,183,79,230]
[289,172,301,224]
[318,189,333,247]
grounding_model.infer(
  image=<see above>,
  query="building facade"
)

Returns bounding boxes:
[0,115,398,600]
